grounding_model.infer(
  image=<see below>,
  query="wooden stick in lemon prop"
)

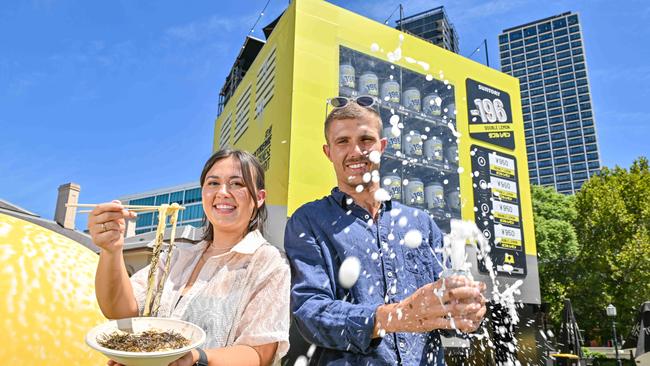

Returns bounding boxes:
[0,213,107,364]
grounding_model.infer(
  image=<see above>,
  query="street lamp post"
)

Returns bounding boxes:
[606,304,622,366]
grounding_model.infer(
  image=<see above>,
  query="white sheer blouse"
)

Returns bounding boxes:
[130,230,290,362]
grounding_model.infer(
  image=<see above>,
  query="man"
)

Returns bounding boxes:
[284,96,486,365]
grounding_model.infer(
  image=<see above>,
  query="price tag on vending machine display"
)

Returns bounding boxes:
[466,78,515,150]
[471,145,527,276]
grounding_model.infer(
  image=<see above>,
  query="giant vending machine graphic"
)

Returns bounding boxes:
[215,0,542,363]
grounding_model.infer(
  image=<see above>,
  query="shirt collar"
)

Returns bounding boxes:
[330,187,392,212]
[192,229,267,256]
[229,229,267,254]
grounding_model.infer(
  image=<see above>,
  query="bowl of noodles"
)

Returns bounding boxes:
[86,317,206,366]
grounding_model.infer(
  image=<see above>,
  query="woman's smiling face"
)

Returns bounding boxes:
[201,156,262,235]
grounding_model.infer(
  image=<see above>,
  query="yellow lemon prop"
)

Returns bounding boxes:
[0,213,107,364]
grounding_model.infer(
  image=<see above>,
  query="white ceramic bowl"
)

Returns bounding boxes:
[86,317,206,366]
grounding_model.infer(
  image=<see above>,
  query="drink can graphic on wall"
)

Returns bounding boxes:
[425,181,445,209]
[382,174,402,201]
[339,63,356,89]
[402,87,421,111]
[424,136,443,162]
[403,130,423,157]
[445,143,458,163]
[405,178,425,207]
[359,72,379,96]
[444,102,456,119]
[383,127,401,154]
[380,80,401,103]
[447,190,461,210]
[422,92,442,116]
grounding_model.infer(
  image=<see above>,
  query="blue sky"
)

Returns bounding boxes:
[1,0,648,230]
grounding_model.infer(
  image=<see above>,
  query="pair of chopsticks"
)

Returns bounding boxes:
[66,203,186,214]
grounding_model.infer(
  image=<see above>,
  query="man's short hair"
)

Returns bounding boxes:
[324,103,383,143]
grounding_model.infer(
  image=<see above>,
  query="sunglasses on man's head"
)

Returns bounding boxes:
[327,95,376,109]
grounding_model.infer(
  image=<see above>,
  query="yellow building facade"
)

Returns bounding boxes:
[215,0,544,363]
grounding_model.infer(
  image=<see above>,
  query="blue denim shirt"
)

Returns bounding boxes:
[284,188,446,365]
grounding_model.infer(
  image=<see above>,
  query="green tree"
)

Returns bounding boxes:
[571,157,650,341]
[531,185,580,331]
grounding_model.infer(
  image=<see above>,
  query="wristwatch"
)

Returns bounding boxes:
[194,347,208,366]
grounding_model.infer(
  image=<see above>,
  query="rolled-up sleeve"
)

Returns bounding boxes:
[284,209,379,354]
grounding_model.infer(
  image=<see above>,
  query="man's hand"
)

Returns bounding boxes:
[374,276,486,336]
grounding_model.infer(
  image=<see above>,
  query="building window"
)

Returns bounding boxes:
[570,146,584,154]
[540,176,555,185]
[574,171,588,180]
[564,105,579,114]
[572,163,587,171]
[555,35,569,44]
[531,88,544,97]
[562,89,577,98]
[184,187,201,204]
[525,44,539,52]
[556,43,570,52]
[551,132,566,140]
[182,204,204,221]
[130,197,155,206]
[569,25,580,33]
[540,47,554,56]
[538,22,552,33]
[540,40,554,49]
[526,51,540,59]
[524,26,537,37]
[586,144,598,152]
[556,165,570,174]
[559,66,573,75]
[539,167,554,176]
[525,37,538,45]
[535,134,550,143]
[572,154,586,163]
[510,30,523,40]
[563,96,577,105]
[136,212,153,227]
[553,18,567,29]
[555,157,569,165]
[540,54,555,64]
[170,191,184,204]
[546,78,559,87]
[499,34,509,44]
[527,58,541,66]
[561,81,575,90]
[513,55,525,63]
[155,194,170,206]
[544,70,558,78]
[559,74,574,82]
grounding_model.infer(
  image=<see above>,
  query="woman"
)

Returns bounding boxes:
[89,149,290,366]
